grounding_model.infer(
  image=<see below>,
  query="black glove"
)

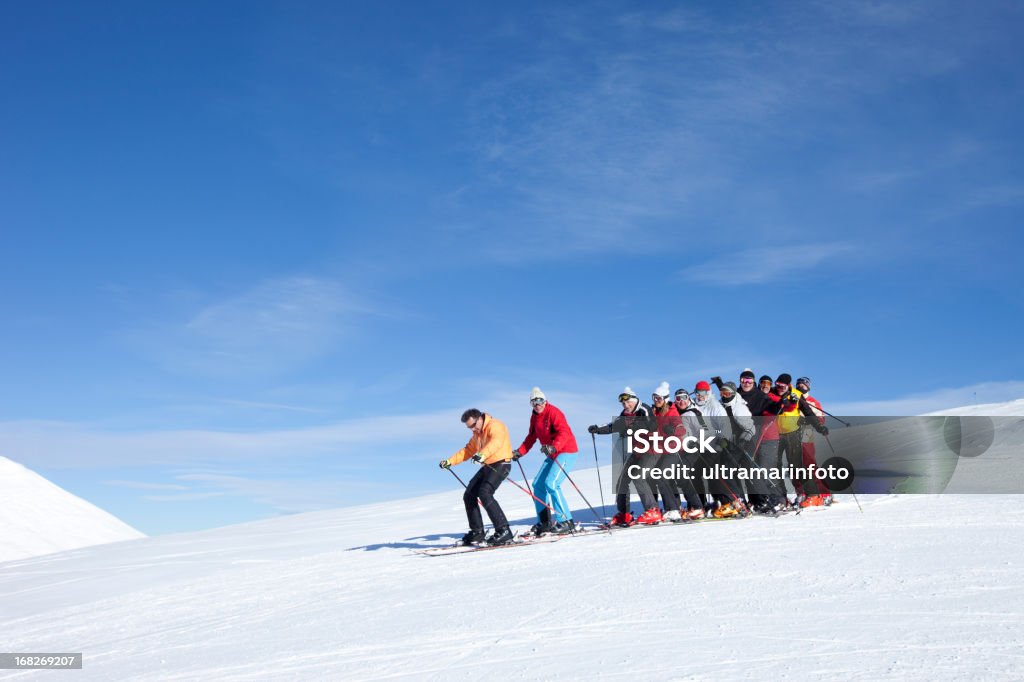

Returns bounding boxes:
[815,423,829,436]
[472,453,484,463]
[439,459,450,469]
[512,451,522,461]
[711,376,723,386]
[786,392,799,405]
[540,444,557,456]
[588,424,599,434]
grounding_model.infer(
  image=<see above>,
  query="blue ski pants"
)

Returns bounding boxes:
[532,453,577,523]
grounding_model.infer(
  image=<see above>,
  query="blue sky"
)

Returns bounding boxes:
[2,1,1022,534]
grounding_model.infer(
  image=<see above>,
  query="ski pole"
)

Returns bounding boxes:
[818,407,851,428]
[551,454,609,529]
[448,467,468,489]
[730,441,788,505]
[447,467,485,508]
[824,434,862,513]
[752,411,782,459]
[592,433,607,518]
[516,457,533,497]
[484,462,555,513]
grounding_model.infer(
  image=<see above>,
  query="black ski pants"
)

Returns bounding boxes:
[780,430,820,496]
[653,454,681,512]
[615,452,658,514]
[680,451,710,509]
[755,439,787,505]
[464,462,511,533]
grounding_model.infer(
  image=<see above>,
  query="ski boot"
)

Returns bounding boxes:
[461,530,486,546]
[611,512,634,527]
[713,502,740,519]
[486,527,514,546]
[636,507,663,525]
[530,509,553,536]
[552,520,577,535]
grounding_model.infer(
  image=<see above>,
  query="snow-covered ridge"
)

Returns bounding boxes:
[0,456,144,563]
[927,397,1024,416]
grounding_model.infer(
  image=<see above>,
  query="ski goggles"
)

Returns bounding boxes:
[618,393,636,402]
[694,389,710,397]
[674,392,690,401]
[739,377,755,385]
[530,398,546,406]
[652,394,666,402]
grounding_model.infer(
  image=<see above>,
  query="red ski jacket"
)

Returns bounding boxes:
[515,403,578,458]
[652,403,683,454]
[760,392,781,441]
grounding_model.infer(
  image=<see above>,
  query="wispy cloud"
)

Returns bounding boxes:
[166,473,382,514]
[103,480,190,491]
[0,410,467,470]
[451,3,998,260]
[216,399,328,415]
[143,491,227,502]
[682,242,856,286]
[128,276,375,377]
[963,184,1024,209]
[844,169,921,193]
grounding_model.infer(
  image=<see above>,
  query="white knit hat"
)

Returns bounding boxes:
[530,387,546,402]
[620,386,638,399]
[653,381,671,399]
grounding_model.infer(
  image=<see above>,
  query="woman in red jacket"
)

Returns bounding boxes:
[513,387,579,535]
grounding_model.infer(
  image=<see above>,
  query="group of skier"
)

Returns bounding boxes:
[440,369,833,546]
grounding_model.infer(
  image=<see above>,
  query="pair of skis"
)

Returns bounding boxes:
[413,529,589,556]
[414,510,778,557]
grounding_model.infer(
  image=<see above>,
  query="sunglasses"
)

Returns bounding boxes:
[464,418,479,429]
[530,398,546,405]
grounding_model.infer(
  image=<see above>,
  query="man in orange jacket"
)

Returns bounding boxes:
[440,408,514,546]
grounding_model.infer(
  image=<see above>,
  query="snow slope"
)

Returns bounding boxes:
[1,474,1022,679]
[929,397,1024,416]
[0,457,144,563]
